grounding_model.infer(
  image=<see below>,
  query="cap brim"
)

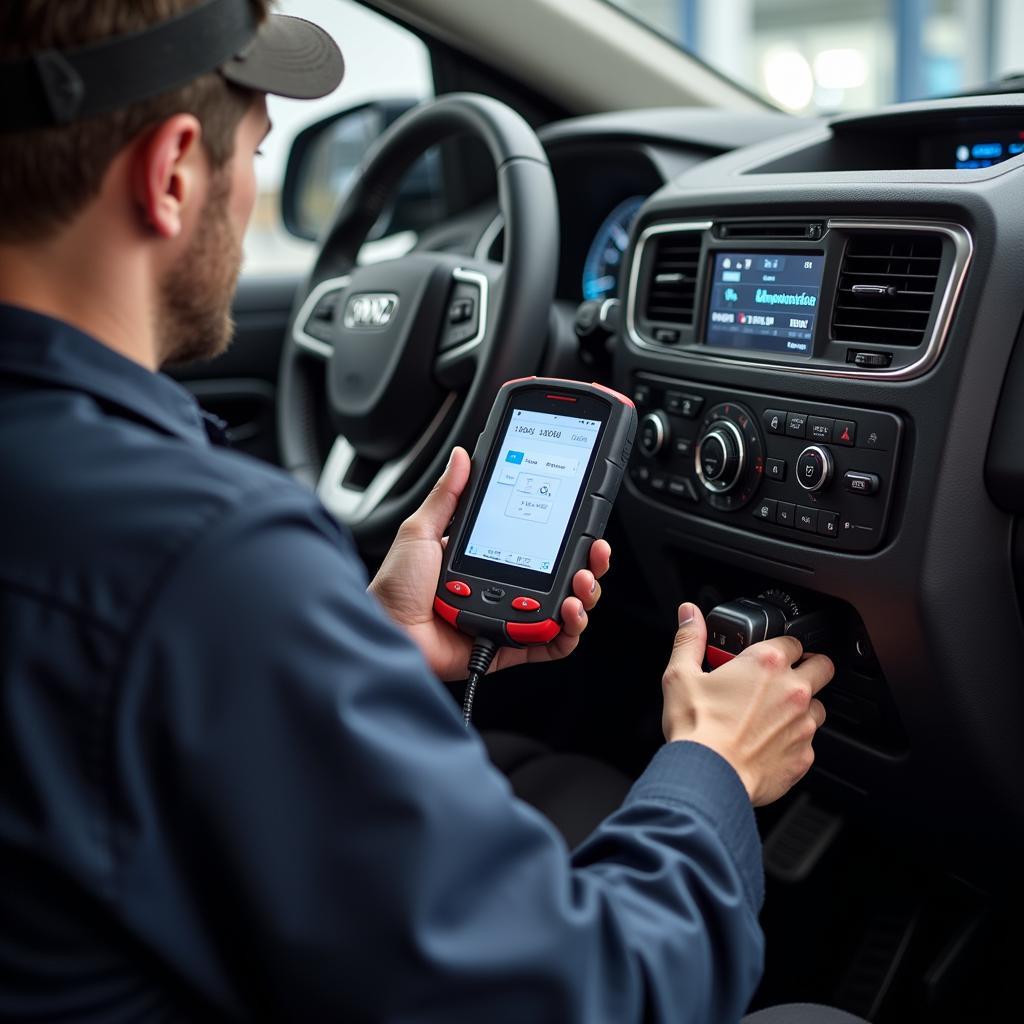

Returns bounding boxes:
[220,14,344,100]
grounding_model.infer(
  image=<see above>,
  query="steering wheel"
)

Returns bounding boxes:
[277,93,559,547]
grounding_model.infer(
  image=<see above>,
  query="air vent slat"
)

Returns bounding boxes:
[642,231,703,330]
[831,233,942,347]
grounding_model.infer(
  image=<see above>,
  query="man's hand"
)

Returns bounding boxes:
[369,447,611,682]
[661,603,834,806]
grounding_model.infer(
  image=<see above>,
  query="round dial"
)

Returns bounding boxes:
[796,445,833,492]
[696,421,744,492]
[638,411,669,457]
[694,402,765,511]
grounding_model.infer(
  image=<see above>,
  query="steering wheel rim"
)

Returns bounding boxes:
[277,92,559,548]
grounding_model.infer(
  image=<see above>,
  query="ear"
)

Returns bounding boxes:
[131,114,204,239]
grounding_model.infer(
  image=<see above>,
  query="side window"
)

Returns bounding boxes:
[244,0,433,276]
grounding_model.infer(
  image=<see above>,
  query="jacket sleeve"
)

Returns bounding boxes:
[114,489,765,1023]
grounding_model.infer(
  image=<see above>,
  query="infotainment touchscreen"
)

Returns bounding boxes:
[705,252,824,358]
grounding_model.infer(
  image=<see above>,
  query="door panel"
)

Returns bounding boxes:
[170,274,300,465]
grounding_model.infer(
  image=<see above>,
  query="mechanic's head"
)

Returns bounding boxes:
[0,1,342,366]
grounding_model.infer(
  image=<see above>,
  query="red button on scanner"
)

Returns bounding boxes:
[446,580,472,597]
[511,596,541,612]
[507,619,562,645]
[433,596,460,628]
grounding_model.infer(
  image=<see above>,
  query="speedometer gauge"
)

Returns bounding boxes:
[582,195,646,301]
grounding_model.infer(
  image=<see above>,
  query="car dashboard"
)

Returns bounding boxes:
[455,95,1024,874]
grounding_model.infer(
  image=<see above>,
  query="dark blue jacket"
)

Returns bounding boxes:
[0,304,765,1022]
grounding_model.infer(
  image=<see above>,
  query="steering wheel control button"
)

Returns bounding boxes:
[818,511,840,537]
[807,416,835,443]
[776,501,795,527]
[844,471,880,495]
[638,411,669,457]
[665,391,703,419]
[448,297,475,324]
[765,458,787,481]
[511,596,541,612]
[796,445,833,492]
[440,278,482,351]
[446,580,472,598]
[796,506,819,533]
[667,476,698,502]
[482,586,506,603]
[834,419,856,446]
[752,498,777,522]
[786,412,808,437]
[763,409,787,435]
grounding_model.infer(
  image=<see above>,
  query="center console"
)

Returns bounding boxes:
[629,375,901,552]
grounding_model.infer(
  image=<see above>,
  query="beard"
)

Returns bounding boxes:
[157,167,242,366]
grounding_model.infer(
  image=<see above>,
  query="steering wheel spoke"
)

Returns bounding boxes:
[317,393,458,524]
[292,275,352,360]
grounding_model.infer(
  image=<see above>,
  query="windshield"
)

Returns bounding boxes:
[604,0,1021,114]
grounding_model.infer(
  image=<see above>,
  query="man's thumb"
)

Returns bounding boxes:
[406,447,471,538]
[670,603,708,670]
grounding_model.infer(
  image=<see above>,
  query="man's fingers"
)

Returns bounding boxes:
[402,447,471,539]
[795,653,835,695]
[808,698,826,729]
[559,596,588,639]
[572,570,601,610]
[737,634,804,671]
[669,603,708,673]
[587,539,611,580]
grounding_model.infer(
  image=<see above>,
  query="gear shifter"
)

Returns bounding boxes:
[705,589,831,668]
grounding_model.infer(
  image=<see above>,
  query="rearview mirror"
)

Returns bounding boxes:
[281,99,442,243]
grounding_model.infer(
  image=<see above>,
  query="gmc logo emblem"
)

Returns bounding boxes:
[344,293,398,329]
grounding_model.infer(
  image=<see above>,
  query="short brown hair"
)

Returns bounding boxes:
[0,0,271,242]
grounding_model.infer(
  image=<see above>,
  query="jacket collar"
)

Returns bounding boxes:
[0,303,214,447]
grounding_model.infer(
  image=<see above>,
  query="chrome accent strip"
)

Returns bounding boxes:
[292,275,352,360]
[317,393,458,525]
[438,267,489,365]
[624,218,974,382]
[475,213,504,261]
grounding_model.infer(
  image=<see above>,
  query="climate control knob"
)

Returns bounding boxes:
[638,411,669,457]
[696,420,745,494]
[796,445,833,492]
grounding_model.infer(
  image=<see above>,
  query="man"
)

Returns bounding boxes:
[0,2,849,1021]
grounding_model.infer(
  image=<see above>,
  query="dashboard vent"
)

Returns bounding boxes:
[832,233,942,347]
[643,232,702,326]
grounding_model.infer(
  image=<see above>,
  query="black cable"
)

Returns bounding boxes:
[462,636,498,726]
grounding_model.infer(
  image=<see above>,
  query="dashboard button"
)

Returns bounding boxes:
[649,473,667,492]
[776,501,795,527]
[860,422,895,451]
[446,580,472,597]
[765,458,787,481]
[653,327,680,344]
[666,391,703,418]
[511,596,541,612]
[763,409,787,435]
[786,412,808,437]
[818,511,839,537]
[752,498,777,522]
[632,383,652,407]
[673,436,693,458]
[796,506,819,533]
[668,476,699,502]
[834,419,856,446]
[807,416,835,443]
[844,471,880,495]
